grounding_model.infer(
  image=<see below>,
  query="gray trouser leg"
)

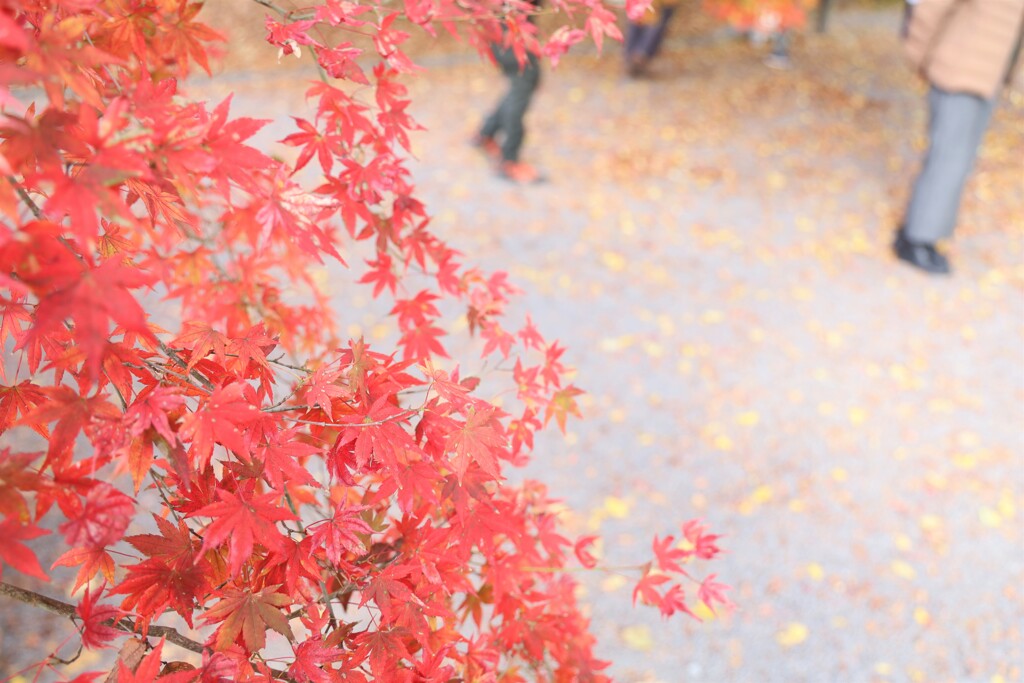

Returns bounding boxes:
[479,45,540,162]
[904,86,995,243]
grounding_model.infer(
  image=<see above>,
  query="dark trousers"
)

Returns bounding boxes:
[625,7,676,61]
[480,44,540,163]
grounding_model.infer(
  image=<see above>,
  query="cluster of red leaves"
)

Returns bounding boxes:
[702,0,815,31]
[0,1,727,681]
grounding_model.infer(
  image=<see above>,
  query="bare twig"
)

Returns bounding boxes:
[8,176,43,219]
[156,339,216,392]
[0,581,206,654]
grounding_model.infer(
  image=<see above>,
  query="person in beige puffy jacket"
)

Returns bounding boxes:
[895,0,1024,274]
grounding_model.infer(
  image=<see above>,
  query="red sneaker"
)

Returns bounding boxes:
[471,135,501,161]
[498,160,544,184]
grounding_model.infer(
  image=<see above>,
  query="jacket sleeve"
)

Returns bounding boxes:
[904,0,961,71]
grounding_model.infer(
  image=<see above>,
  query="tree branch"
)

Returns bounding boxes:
[8,176,44,219]
[0,581,206,655]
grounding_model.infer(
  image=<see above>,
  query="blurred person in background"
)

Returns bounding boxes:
[704,0,813,68]
[895,0,1024,274]
[624,0,682,77]
[473,0,545,184]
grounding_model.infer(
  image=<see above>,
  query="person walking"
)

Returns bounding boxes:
[624,0,681,78]
[473,1,545,184]
[896,0,1024,274]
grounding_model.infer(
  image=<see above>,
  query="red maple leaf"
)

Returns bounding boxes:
[124,514,197,565]
[20,386,119,471]
[0,448,42,519]
[112,556,209,628]
[302,364,347,420]
[0,382,46,435]
[282,117,341,173]
[76,584,123,649]
[0,518,49,580]
[398,322,447,361]
[52,546,116,593]
[308,502,371,565]
[58,482,134,550]
[255,428,321,490]
[354,628,411,680]
[190,489,296,576]
[652,534,689,574]
[226,323,276,376]
[201,586,295,653]
[446,406,507,481]
[178,383,260,468]
[172,322,230,373]
[24,259,155,380]
[543,385,584,433]
[358,253,398,297]
[573,535,599,569]
[288,637,344,683]
[632,570,670,607]
[124,385,184,444]
[682,519,723,560]
[697,574,733,615]
[584,4,622,51]
[333,394,415,471]
[658,583,697,620]
[116,638,166,683]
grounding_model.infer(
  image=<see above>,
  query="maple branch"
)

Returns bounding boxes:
[8,176,44,219]
[156,339,216,391]
[263,404,310,413]
[283,408,419,428]
[0,581,206,655]
[267,355,311,372]
[249,0,290,16]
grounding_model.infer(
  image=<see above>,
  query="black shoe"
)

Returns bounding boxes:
[893,230,951,275]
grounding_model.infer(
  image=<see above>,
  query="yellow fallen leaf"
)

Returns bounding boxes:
[831,468,848,482]
[848,407,867,425]
[601,251,627,272]
[603,497,630,519]
[642,341,664,358]
[979,507,1002,527]
[776,622,809,647]
[620,625,654,652]
[806,563,824,581]
[692,600,717,621]
[751,485,773,504]
[599,335,635,352]
[914,607,930,626]
[736,411,760,427]
[712,434,734,451]
[891,560,916,580]
[701,310,724,324]
[601,575,628,592]
[792,286,814,301]
[998,492,1016,518]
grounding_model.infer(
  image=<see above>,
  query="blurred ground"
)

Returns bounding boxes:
[398,8,1024,682]
[406,9,1024,682]
[5,3,1023,682]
